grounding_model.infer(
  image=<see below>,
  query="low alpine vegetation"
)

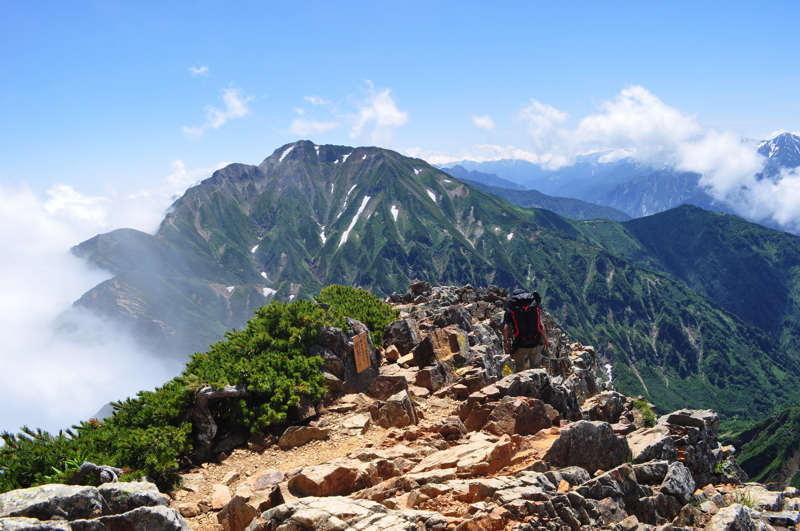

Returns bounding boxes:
[316,284,399,346]
[0,288,394,494]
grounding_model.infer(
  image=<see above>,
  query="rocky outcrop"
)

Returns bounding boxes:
[0,482,188,531]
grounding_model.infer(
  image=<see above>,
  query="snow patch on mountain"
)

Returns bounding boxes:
[507,232,514,241]
[226,286,235,293]
[414,169,421,175]
[320,226,327,244]
[262,287,276,297]
[444,179,451,183]
[339,196,371,247]
[279,146,294,162]
[391,205,399,221]
[362,154,367,160]
[314,146,320,156]
[342,153,352,163]
[427,190,436,202]
[331,183,334,194]
[261,272,268,280]
[251,245,258,253]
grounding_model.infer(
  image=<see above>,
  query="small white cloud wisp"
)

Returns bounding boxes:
[189,65,210,77]
[348,81,408,145]
[182,85,253,139]
[471,115,496,132]
[0,160,224,433]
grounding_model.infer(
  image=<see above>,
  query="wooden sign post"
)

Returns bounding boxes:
[353,332,371,374]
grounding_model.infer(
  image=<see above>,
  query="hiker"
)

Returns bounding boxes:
[502,288,549,372]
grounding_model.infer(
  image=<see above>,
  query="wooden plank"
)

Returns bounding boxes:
[353,332,371,374]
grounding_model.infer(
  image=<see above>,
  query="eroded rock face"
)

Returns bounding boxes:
[382,319,419,356]
[97,482,167,515]
[543,421,631,474]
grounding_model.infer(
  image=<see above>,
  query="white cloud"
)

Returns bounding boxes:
[304,95,332,106]
[0,183,181,432]
[189,65,210,77]
[45,160,227,236]
[289,116,342,136]
[182,85,253,139]
[348,81,408,144]
[472,115,496,132]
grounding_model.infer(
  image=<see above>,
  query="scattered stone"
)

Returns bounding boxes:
[212,484,232,510]
[375,390,418,429]
[278,426,330,449]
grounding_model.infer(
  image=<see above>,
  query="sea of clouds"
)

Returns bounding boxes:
[0,160,224,434]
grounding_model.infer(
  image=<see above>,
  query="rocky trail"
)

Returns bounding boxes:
[2,282,799,531]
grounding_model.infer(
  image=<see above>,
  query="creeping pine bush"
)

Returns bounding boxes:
[633,397,657,428]
[316,285,399,346]
[0,300,328,494]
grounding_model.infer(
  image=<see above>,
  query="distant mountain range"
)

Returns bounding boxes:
[439,133,800,230]
[71,141,800,425]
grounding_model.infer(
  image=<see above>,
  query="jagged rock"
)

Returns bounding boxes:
[384,344,400,362]
[415,364,448,392]
[660,462,695,505]
[278,426,330,449]
[544,467,591,489]
[632,461,669,485]
[217,496,260,531]
[482,396,552,436]
[410,335,436,368]
[627,426,677,463]
[574,464,640,504]
[410,433,518,477]
[543,421,631,474]
[97,482,167,515]
[322,371,344,393]
[0,485,103,521]
[287,460,362,497]
[375,390,418,429]
[89,505,190,531]
[706,504,766,531]
[581,391,626,424]
[366,374,408,400]
[435,416,468,441]
[179,473,204,493]
[247,496,439,531]
[383,319,419,356]
[432,305,473,332]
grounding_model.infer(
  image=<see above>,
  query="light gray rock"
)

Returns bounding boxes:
[543,421,631,474]
[97,482,167,515]
[632,461,669,485]
[706,504,766,531]
[0,485,103,521]
[659,462,695,505]
[0,517,73,531]
[92,505,190,531]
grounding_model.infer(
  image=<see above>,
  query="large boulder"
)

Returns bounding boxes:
[375,390,418,429]
[91,505,190,531]
[482,397,552,436]
[382,320,419,355]
[543,421,631,474]
[97,482,167,515]
[365,374,408,401]
[0,485,103,521]
[432,305,473,332]
[581,391,626,424]
[627,425,677,463]
[659,461,695,505]
[319,320,379,394]
[278,426,330,449]
[574,464,640,505]
[706,504,767,531]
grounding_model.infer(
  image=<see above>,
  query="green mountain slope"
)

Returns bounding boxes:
[462,178,632,221]
[71,142,800,422]
[723,407,800,489]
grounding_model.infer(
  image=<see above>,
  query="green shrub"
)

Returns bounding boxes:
[0,300,329,494]
[316,285,399,346]
[633,397,656,428]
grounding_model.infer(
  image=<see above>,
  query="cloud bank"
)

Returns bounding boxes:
[0,161,223,433]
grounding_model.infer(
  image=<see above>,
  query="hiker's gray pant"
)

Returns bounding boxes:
[514,345,543,372]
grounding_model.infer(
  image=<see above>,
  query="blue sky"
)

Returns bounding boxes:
[2,1,800,430]
[2,1,799,196]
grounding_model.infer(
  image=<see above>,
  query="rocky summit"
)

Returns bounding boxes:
[3,282,799,531]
